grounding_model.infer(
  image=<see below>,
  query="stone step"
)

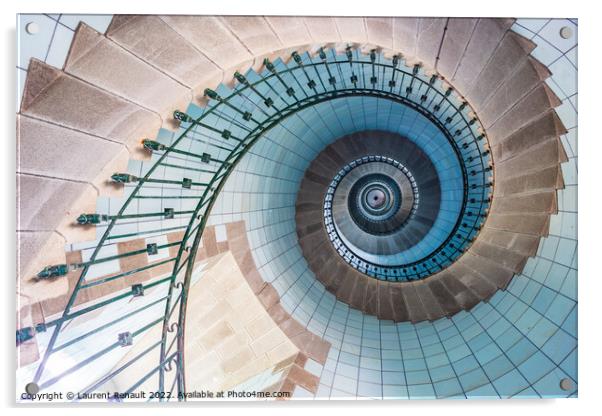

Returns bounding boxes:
[487,83,562,145]
[446,264,496,306]
[492,190,558,215]
[20,59,161,157]
[413,280,446,321]
[266,17,313,46]
[415,18,448,71]
[18,173,97,243]
[495,165,564,197]
[366,18,394,51]
[304,17,341,44]
[496,136,568,178]
[426,275,463,316]
[485,212,550,237]
[401,282,429,323]
[469,240,529,274]
[334,17,368,44]
[363,278,379,317]
[18,231,68,305]
[493,109,567,163]
[220,16,283,58]
[461,251,515,289]
[160,15,254,73]
[64,23,191,126]
[348,272,368,312]
[466,31,536,109]
[376,281,396,321]
[440,270,479,310]
[106,15,223,100]
[436,18,478,81]
[389,283,410,322]
[480,57,551,127]
[18,114,127,197]
[477,228,540,257]
[451,18,514,96]
[333,267,357,306]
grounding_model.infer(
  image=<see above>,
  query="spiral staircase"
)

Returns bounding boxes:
[16,16,577,400]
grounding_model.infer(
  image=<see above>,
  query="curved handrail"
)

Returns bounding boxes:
[20,46,493,401]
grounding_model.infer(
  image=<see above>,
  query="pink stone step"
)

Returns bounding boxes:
[461,252,515,289]
[492,190,558,214]
[401,283,429,323]
[18,115,123,184]
[467,31,535,109]
[436,18,478,80]
[487,83,562,144]
[21,59,161,153]
[389,284,410,322]
[427,276,462,317]
[160,15,253,71]
[377,282,396,321]
[496,137,567,178]
[469,240,528,274]
[334,17,368,43]
[445,264,495,307]
[415,18,447,70]
[479,57,550,127]
[265,17,312,46]
[304,17,341,44]
[366,17,394,50]
[495,165,563,196]
[493,110,567,163]
[413,280,445,321]
[392,18,419,60]
[221,16,283,56]
[485,212,550,236]
[65,23,191,123]
[477,228,540,257]
[106,15,223,97]
[451,18,514,95]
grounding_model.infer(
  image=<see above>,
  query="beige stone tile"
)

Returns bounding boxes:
[220,345,255,374]
[223,355,271,389]
[245,313,276,340]
[250,326,284,357]
[198,321,235,351]
[214,332,252,361]
[266,341,298,365]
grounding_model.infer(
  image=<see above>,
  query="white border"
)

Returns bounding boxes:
[2,1,597,415]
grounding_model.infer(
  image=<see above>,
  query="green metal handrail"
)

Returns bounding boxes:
[18,46,493,401]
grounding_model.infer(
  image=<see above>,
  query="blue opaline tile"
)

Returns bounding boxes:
[434,378,464,398]
[483,354,514,380]
[407,383,436,399]
[546,295,576,326]
[465,383,499,399]
[429,364,456,382]
[542,328,577,364]
[559,348,578,381]
[517,351,556,384]
[527,318,559,348]
[492,369,530,398]
[459,367,490,392]
[405,370,431,385]
[382,384,408,399]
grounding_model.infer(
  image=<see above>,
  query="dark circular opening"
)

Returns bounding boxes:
[348,173,405,235]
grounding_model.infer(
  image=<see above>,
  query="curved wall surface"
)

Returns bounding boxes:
[16,15,577,401]
[205,20,578,398]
